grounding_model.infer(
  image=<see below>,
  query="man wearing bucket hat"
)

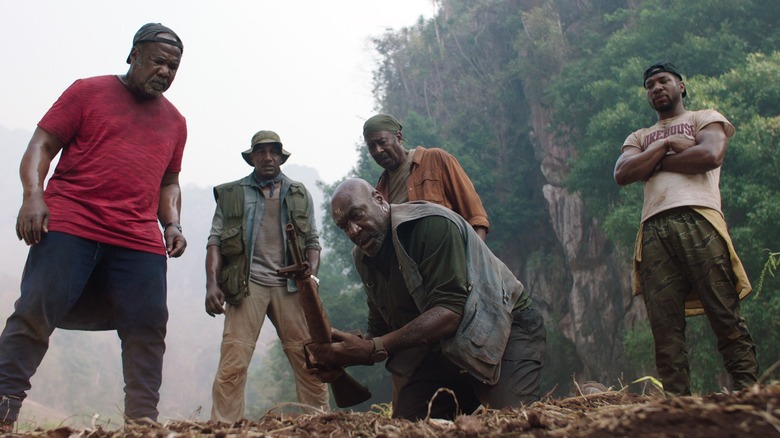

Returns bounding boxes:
[0,23,186,430]
[614,61,758,395]
[205,130,328,421]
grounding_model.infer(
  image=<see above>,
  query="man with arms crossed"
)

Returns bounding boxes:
[614,61,758,395]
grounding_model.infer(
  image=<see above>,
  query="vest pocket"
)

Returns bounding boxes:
[220,225,244,256]
[289,209,310,234]
[286,187,311,235]
[441,299,509,384]
[218,263,246,305]
[462,300,499,349]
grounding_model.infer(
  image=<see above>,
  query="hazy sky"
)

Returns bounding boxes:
[0,0,435,187]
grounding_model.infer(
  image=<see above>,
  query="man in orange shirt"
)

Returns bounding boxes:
[363,113,489,240]
[362,113,491,408]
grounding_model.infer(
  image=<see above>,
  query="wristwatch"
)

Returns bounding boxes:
[370,336,388,362]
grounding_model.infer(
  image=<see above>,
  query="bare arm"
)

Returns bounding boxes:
[614,140,668,186]
[16,127,63,245]
[312,306,462,367]
[378,305,461,353]
[306,248,320,276]
[158,171,187,257]
[205,244,225,316]
[661,123,728,174]
[312,215,465,367]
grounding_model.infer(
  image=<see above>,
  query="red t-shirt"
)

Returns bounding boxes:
[38,75,187,255]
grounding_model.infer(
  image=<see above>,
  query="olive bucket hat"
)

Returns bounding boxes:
[241,130,292,166]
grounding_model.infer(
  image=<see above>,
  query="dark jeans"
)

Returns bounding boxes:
[640,208,758,395]
[393,305,546,420]
[0,232,168,421]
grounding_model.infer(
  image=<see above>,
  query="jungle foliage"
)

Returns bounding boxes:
[255,0,780,409]
[551,0,780,392]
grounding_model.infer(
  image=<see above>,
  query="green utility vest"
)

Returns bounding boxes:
[213,177,312,305]
[354,202,530,384]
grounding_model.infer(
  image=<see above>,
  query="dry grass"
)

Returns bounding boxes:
[5,383,779,437]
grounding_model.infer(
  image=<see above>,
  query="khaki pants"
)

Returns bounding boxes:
[211,282,329,422]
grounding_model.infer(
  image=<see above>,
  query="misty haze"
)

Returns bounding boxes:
[0,124,330,425]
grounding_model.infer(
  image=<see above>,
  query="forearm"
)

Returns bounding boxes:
[660,124,727,175]
[306,248,320,275]
[310,306,461,368]
[614,143,668,185]
[205,244,222,287]
[158,175,182,226]
[20,151,50,198]
[20,128,61,198]
[204,243,225,315]
[661,143,723,174]
[380,306,461,354]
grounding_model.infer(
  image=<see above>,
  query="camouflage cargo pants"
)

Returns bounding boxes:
[639,207,758,395]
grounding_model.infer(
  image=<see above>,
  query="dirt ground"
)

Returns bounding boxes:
[6,383,780,437]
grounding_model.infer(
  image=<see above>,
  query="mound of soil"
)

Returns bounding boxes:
[10,383,780,437]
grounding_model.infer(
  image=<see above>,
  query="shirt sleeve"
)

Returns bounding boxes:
[693,109,735,139]
[303,186,322,251]
[166,116,187,174]
[38,79,85,146]
[207,201,224,247]
[622,130,642,151]
[398,216,470,315]
[438,152,490,231]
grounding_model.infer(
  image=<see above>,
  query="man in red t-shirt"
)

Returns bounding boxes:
[0,23,187,430]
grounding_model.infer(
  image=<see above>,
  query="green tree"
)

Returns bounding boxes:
[249,0,780,406]
[552,0,780,388]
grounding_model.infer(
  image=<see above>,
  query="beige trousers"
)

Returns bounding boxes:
[211,282,329,422]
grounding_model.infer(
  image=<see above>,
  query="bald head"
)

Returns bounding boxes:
[331,178,390,256]
[332,178,375,214]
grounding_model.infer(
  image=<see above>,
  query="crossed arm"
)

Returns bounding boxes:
[614,123,728,186]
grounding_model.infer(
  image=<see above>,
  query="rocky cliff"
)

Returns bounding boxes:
[516,2,646,386]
